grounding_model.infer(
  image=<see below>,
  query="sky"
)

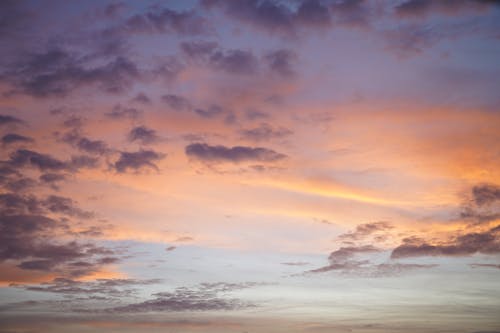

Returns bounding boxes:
[0,0,500,332]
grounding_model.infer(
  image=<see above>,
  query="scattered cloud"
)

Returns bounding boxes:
[185,143,286,163]
[128,126,160,145]
[113,149,165,173]
[1,133,34,145]
[391,224,500,258]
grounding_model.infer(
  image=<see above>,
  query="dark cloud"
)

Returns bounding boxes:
[4,49,140,97]
[106,105,143,120]
[208,49,258,75]
[264,49,297,77]
[120,7,210,36]
[202,0,370,35]
[19,277,161,297]
[395,0,500,18]
[39,173,66,185]
[8,149,68,172]
[70,136,109,155]
[1,133,34,145]
[469,263,500,269]
[240,123,293,142]
[391,225,500,259]
[185,143,287,163]
[194,105,224,118]
[107,282,260,313]
[281,262,309,266]
[69,155,100,169]
[338,221,394,241]
[6,149,98,172]
[180,40,259,75]
[0,211,117,277]
[3,177,37,192]
[165,246,176,252]
[42,195,94,219]
[162,94,192,111]
[128,126,159,145]
[180,40,219,59]
[201,0,331,35]
[458,184,500,225]
[307,244,436,276]
[0,114,23,126]
[113,149,165,173]
[0,193,92,219]
[131,92,151,104]
[307,245,380,273]
[472,183,500,206]
[0,193,42,215]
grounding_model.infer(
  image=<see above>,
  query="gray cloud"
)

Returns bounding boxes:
[106,282,261,313]
[202,0,370,35]
[395,0,500,18]
[391,225,500,259]
[338,221,394,242]
[0,114,24,126]
[3,48,140,97]
[113,149,165,173]
[6,149,99,172]
[472,183,500,206]
[240,123,293,142]
[118,6,210,36]
[1,133,33,144]
[185,143,287,163]
[162,94,192,111]
[106,105,143,120]
[264,49,297,77]
[128,126,159,145]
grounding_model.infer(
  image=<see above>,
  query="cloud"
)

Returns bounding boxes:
[263,49,297,77]
[6,149,99,172]
[185,143,287,163]
[42,195,94,219]
[194,105,224,118]
[131,92,151,104]
[307,245,380,273]
[106,282,260,313]
[201,0,333,35]
[119,6,210,36]
[208,49,259,75]
[113,149,165,173]
[18,277,161,297]
[106,105,143,120]
[239,123,293,142]
[8,149,69,172]
[180,41,260,75]
[1,133,34,145]
[391,224,500,259]
[180,40,219,59]
[38,173,66,189]
[75,138,109,155]
[394,0,500,19]
[281,262,309,266]
[165,246,176,252]
[472,184,500,206]
[4,49,140,97]
[0,210,117,278]
[0,193,92,219]
[338,221,394,242]
[202,0,371,36]
[0,114,24,126]
[469,263,500,269]
[128,126,159,145]
[162,94,192,111]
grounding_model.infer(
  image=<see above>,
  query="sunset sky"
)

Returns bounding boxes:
[1,1,500,332]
